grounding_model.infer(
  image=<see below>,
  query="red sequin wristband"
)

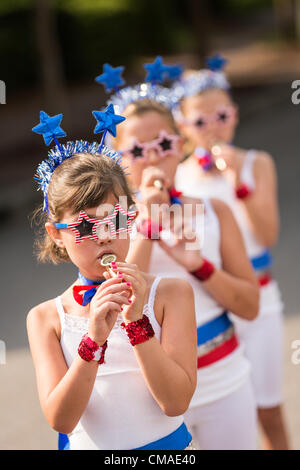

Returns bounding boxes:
[78,334,108,365]
[235,183,252,199]
[191,258,215,281]
[137,219,162,240]
[121,314,155,346]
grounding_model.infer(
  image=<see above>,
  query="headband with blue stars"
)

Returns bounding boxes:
[32,105,125,213]
[95,63,125,93]
[171,54,230,105]
[95,56,184,115]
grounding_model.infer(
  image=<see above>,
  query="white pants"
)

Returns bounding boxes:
[232,309,284,408]
[184,379,257,450]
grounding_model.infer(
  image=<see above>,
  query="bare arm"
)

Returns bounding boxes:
[114,264,197,416]
[27,278,130,434]
[237,152,279,247]
[127,234,154,272]
[202,199,259,320]
[127,166,170,270]
[27,306,99,434]
[157,199,259,320]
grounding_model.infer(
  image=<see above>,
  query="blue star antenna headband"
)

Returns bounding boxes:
[94,57,185,204]
[95,56,184,115]
[171,54,230,105]
[32,105,125,213]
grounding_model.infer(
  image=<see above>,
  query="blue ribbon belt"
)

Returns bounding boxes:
[132,422,191,450]
[197,312,231,346]
[58,433,70,450]
[58,422,191,451]
[250,249,273,271]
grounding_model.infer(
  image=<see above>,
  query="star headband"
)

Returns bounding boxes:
[171,54,230,103]
[32,106,125,213]
[95,56,184,114]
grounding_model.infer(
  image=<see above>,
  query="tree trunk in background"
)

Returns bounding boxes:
[273,0,296,40]
[292,0,300,41]
[35,0,68,117]
[186,0,211,67]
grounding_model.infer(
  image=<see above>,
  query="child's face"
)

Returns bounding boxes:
[116,111,184,188]
[181,89,238,150]
[46,192,133,280]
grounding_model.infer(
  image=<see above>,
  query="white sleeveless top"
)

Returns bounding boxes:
[149,200,250,406]
[176,151,264,258]
[150,199,223,326]
[175,151,284,316]
[56,276,184,450]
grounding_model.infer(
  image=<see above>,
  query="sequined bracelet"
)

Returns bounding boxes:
[121,314,155,346]
[78,334,108,365]
[137,219,162,240]
[191,258,215,282]
[235,183,252,199]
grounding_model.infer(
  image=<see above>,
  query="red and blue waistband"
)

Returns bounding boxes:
[197,312,239,368]
[251,249,272,271]
[132,422,191,450]
[250,249,273,287]
[58,422,192,451]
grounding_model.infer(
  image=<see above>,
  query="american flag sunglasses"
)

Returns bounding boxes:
[54,204,137,243]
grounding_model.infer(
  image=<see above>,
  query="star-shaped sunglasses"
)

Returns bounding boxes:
[54,204,137,243]
[184,106,236,130]
[121,130,179,162]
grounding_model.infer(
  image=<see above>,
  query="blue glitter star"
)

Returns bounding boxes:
[32,111,66,146]
[163,64,183,81]
[95,63,125,93]
[205,54,228,72]
[144,56,168,84]
[92,104,126,138]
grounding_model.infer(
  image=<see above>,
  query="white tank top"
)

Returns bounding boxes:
[149,199,250,406]
[175,151,264,258]
[56,276,184,450]
[149,199,224,326]
[175,152,284,316]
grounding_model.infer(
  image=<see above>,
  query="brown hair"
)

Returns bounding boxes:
[115,98,180,144]
[32,152,135,264]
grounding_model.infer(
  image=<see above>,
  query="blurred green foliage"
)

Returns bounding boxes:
[0,0,278,92]
[0,0,188,90]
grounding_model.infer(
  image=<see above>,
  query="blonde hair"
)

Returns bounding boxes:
[32,152,134,264]
[115,98,180,145]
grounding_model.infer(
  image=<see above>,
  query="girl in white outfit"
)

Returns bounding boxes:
[27,113,198,450]
[111,85,260,449]
[173,59,290,449]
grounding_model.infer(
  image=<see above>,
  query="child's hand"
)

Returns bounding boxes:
[213,143,246,180]
[158,220,203,272]
[111,262,147,324]
[88,277,131,345]
[140,167,171,215]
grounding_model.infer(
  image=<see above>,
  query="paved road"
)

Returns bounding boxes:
[0,80,299,449]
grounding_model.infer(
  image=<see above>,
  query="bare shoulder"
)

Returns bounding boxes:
[26,298,60,337]
[253,150,277,176]
[158,277,194,303]
[157,278,196,331]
